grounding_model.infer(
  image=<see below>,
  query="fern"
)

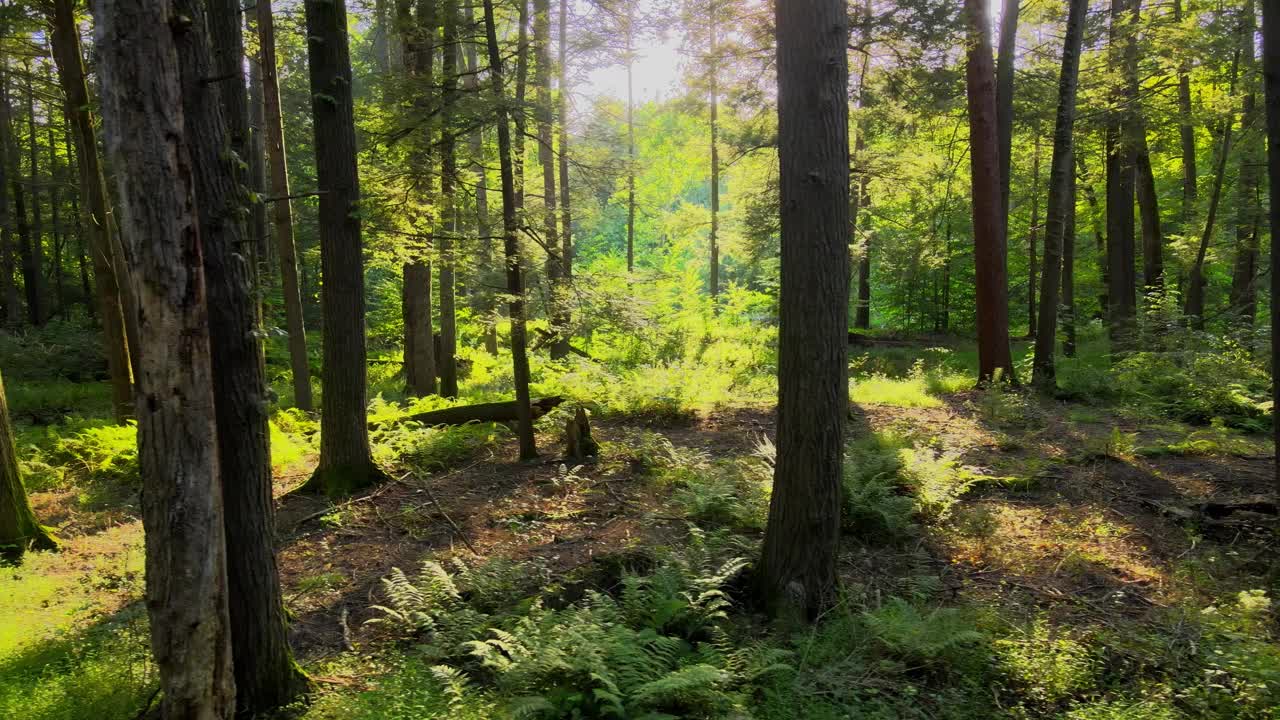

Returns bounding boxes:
[862,597,986,667]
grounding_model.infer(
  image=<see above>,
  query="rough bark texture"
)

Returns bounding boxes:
[1106,0,1139,349]
[1031,0,1086,388]
[1262,0,1280,495]
[1063,168,1077,358]
[996,0,1020,233]
[1185,113,1234,327]
[302,0,387,496]
[1175,0,1197,229]
[965,0,1016,383]
[96,0,235,714]
[257,0,313,410]
[0,60,16,328]
[534,0,565,360]
[1230,0,1262,325]
[0,368,56,557]
[49,0,134,422]
[1027,136,1040,337]
[555,0,574,354]
[757,0,849,621]
[402,0,438,398]
[247,9,271,290]
[22,63,45,327]
[1135,143,1164,293]
[483,0,539,461]
[180,0,310,712]
[439,0,460,397]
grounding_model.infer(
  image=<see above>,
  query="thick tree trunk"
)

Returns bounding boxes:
[257,0,313,411]
[483,0,539,461]
[0,369,56,558]
[301,0,387,496]
[757,0,849,621]
[965,0,1016,383]
[996,0,1020,234]
[49,0,134,422]
[1135,143,1164,293]
[188,0,310,712]
[439,0,460,397]
[1260,0,1280,495]
[1106,0,1139,350]
[96,0,235,713]
[1230,0,1262,326]
[1031,0,1086,388]
[247,9,271,291]
[23,63,45,327]
[402,0,438,398]
[394,395,563,427]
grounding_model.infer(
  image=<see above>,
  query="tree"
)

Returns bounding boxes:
[1229,0,1263,325]
[1262,0,1280,495]
[483,0,539,461]
[256,0,313,411]
[757,0,849,620]
[438,0,461,399]
[1031,0,1086,389]
[534,0,564,358]
[0,367,56,558]
[965,0,1016,383]
[996,0,1019,233]
[707,0,720,302]
[48,0,134,423]
[1105,0,1138,348]
[185,0,310,710]
[301,0,389,495]
[402,0,439,398]
[96,0,234,712]
[554,0,574,357]
[21,60,46,327]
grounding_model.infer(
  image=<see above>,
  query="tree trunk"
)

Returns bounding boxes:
[1135,142,1164,294]
[996,0,1020,235]
[257,0,313,411]
[1027,135,1040,337]
[395,395,563,427]
[483,0,539,461]
[247,8,271,292]
[1259,0,1280,495]
[46,65,66,321]
[534,0,565,360]
[464,1,499,356]
[555,0,574,352]
[1185,102,1235,328]
[188,0,311,711]
[300,0,388,496]
[708,6,720,302]
[1230,0,1262,326]
[0,61,15,328]
[625,2,636,272]
[23,62,45,327]
[439,0,460,397]
[1077,155,1109,314]
[0,369,56,558]
[1106,0,1139,350]
[402,0,438,398]
[49,0,135,422]
[757,0,849,621]
[1175,0,1197,229]
[1031,0,1086,388]
[965,0,1016,383]
[96,0,235,712]
[1062,167,1077,358]
[854,176,872,329]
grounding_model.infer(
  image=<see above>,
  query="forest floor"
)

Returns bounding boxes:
[4,344,1280,719]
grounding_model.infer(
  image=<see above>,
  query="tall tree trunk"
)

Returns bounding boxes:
[0,61,15,328]
[1185,102,1235,328]
[46,62,66,321]
[1175,0,1197,229]
[483,0,538,461]
[996,0,1020,236]
[1259,0,1280,495]
[625,2,636,272]
[247,8,271,291]
[1135,141,1164,293]
[514,0,530,208]
[1230,0,1262,326]
[708,4,720,302]
[194,0,311,711]
[1077,155,1109,314]
[758,0,849,621]
[0,368,56,558]
[1062,166,1077,358]
[555,0,573,353]
[96,0,235,713]
[49,0,135,422]
[464,1,498,356]
[534,0,565,359]
[1031,0,1086,388]
[23,61,45,326]
[257,0,313,410]
[439,0,460,397]
[854,176,872,329]
[852,2,871,330]
[1106,0,1139,349]
[300,0,388,496]
[402,0,438,397]
[1027,135,1040,337]
[966,0,1016,383]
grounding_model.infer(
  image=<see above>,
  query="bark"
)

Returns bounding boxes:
[852,3,871,330]
[46,65,66,320]
[464,1,498,355]
[1106,0,1138,349]
[757,0,849,621]
[625,1,636,272]
[402,0,438,398]
[483,0,539,460]
[555,0,574,352]
[965,0,1016,383]
[1185,105,1235,327]
[0,368,56,558]
[0,62,15,327]
[1175,0,1197,227]
[1261,0,1280,495]
[247,9,271,289]
[1135,142,1164,292]
[1027,135,1040,337]
[1031,0,1086,388]
[49,0,134,422]
[301,0,387,495]
[1077,155,1109,314]
[96,0,235,713]
[439,0,460,397]
[854,177,872,329]
[1062,166,1077,358]
[1230,0,1262,325]
[534,0,564,361]
[393,395,563,427]
[257,0,313,410]
[996,0,1020,230]
[708,3,720,302]
[23,62,45,326]
[185,0,310,711]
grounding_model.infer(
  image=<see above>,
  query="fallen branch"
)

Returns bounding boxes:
[423,482,480,555]
[378,396,565,428]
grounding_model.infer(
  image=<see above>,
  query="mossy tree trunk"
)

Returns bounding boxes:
[0,369,56,558]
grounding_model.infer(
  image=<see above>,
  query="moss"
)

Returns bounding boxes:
[298,460,390,498]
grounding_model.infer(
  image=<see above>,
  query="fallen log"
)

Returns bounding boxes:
[374,396,565,428]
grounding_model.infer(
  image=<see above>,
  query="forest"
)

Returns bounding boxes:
[3,0,1280,717]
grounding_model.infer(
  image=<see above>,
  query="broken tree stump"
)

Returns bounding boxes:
[565,407,599,460]
[376,396,565,428]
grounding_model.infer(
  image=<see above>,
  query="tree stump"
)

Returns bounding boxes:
[564,407,599,460]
